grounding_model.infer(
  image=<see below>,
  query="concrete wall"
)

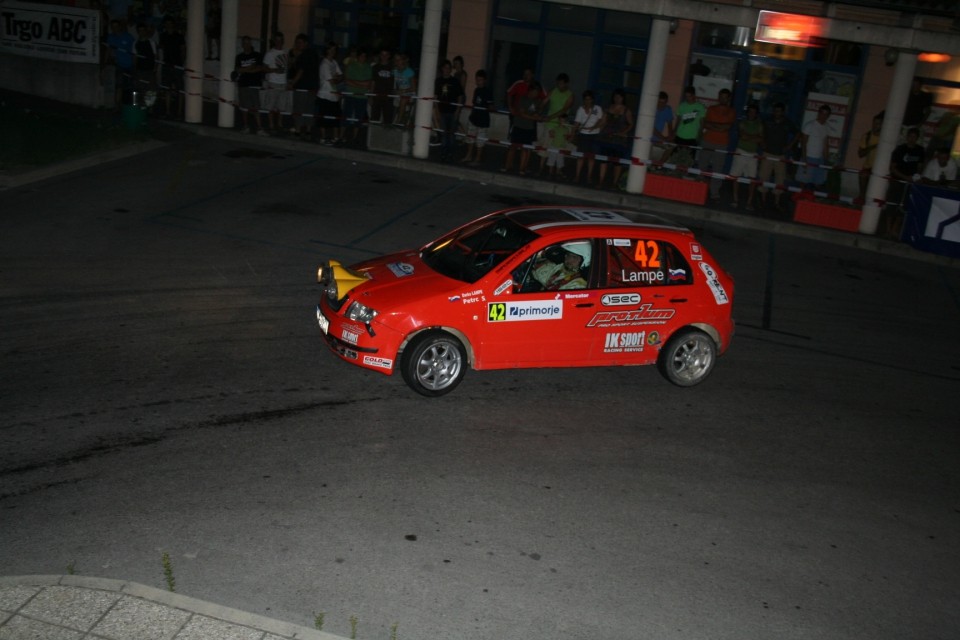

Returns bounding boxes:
[447,0,492,98]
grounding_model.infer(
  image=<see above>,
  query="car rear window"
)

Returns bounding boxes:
[604,238,693,287]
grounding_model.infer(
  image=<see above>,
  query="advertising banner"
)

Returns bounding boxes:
[902,184,960,258]
[1,1,100,63]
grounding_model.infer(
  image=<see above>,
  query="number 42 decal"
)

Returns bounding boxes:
[634,240,661,268]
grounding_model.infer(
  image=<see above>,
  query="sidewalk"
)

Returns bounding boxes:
[0,575,348,640]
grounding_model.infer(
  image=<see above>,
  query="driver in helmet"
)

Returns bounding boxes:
[532,241,590,290]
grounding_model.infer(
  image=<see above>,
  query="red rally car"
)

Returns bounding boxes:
[316,206,734,396]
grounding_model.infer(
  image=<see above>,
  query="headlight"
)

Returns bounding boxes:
[345,300,378,323]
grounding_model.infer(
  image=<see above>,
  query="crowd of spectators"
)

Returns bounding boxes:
[98,14,959,231]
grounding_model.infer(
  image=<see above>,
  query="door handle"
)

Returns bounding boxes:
[575,303,594,308]
[669,298,688,303]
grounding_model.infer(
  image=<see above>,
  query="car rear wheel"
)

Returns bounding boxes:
[400,331,467,397]
[657,329,716,387]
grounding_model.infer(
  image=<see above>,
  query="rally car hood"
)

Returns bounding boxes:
[347,251,461,308]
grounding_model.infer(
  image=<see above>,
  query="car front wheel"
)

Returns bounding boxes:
[400,331,467,397]
[657,329,716,387]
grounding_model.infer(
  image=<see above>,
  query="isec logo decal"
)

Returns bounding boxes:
[601,292,641,306]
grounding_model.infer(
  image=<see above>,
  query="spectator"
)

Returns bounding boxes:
[158,16,185,119]
[133,23,157,97]
[344,46,372,146]
[572,90,605,185]
[317,41,343,145]
[921,147,958,186]
[857,112,884,201]
[433,59,465,162]
[750,102,798,213]
[460,69,493,165]
[393,52,417,126]
[671,86,705,168]
[107,19,135,108]
[651,91,673,166]
[501,81,542,175]
[729,103,762,210]
[233,35,266,135]
[926,110,960,161]
[538,73,574,177]
[506,68,535,116]
[261,32,291,135]
[902,78,932,138]
[699,88,735,203]
[799,104,831,188]
[288,34,319,140]
[370,47,395,125]
[452,55,468,92]
[596,88,634,189]
[885,127,925,237]
[506,68,542,133]
[205,0,221,60]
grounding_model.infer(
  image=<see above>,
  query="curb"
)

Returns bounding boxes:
[0,575,349,640]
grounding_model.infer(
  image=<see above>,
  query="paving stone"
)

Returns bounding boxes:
[92,596,190,640]
[0,614,84,640]
[174,615,265,640]
[18,586,119,631]
[0,587,40,614]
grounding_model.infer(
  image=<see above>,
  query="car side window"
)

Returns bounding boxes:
[604,238,693,287]
[514,240,594,292]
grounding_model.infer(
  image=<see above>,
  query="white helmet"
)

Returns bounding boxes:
[562,241,591,268]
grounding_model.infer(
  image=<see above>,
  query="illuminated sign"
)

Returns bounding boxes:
[917,53,951,63]
[755,11,826,48]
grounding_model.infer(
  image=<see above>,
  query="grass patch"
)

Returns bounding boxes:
[0,102,149,171]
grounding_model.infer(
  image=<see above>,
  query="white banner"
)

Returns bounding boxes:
[0,1,100,63]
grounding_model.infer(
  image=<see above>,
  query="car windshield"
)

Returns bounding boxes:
[421,215,539,284]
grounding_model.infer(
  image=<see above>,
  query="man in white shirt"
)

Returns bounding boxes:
[800,105,831,187]
[922,147,958,187]
[260,32,291,133]
[317,41,344,145]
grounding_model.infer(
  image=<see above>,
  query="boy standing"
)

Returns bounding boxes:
[461,70,493,165]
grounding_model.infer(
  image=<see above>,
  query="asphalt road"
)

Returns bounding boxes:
[2,134,959,640]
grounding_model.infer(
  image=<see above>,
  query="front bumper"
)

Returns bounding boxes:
[315,301,401,375]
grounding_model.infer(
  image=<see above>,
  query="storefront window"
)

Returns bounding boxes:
[497,0,541,23]
[545,5,596,31]
[752,41,805,61]
[310,1,447,68]
[688,53,738,104]
[599,45,645,95]
[747,63,800,114]
[809,41,863,67]
[603,11,651,37]
[696,23,752,51]
[804,69,858,100]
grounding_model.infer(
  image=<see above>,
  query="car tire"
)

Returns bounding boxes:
[657,328,716,387]
[400,330,467,397]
